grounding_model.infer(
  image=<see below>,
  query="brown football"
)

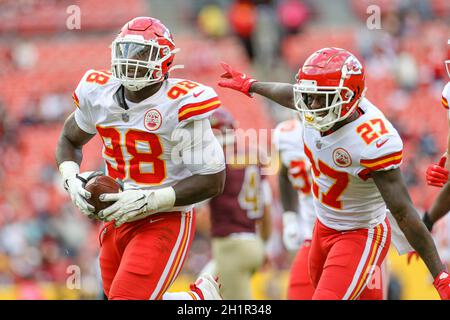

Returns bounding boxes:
[85,175,122,215]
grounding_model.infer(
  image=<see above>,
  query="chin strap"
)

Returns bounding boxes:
[168,48,184,73]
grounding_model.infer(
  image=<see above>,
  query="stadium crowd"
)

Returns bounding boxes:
[0,0,448,299]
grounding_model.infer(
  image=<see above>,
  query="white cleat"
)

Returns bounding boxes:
[190,274,223,300]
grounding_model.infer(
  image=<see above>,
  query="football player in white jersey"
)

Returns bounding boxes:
[415,39,450,269]
[217,47,450,300]
[55,17,225,300]
[273,118,316,299]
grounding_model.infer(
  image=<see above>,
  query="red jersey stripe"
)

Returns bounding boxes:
[178,102,221,122]
[360,151,403,166]
[178,96,220,115]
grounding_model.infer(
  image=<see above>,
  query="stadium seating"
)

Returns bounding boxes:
[0,0,147,34]
[0,0,448,299]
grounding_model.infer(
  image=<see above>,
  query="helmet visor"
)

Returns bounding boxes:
[112,40,170,87]
[293,80,353,131]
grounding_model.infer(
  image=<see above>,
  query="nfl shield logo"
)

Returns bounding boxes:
[315,140,323,149]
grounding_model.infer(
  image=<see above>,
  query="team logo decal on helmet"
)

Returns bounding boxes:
[333,148,352,167]
[344,56,363,76]
[144,109,162,131]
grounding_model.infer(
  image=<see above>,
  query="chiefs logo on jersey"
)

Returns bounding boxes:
[333,148,352,167]
[144,109,162,131]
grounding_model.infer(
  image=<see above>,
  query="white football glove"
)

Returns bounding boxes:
[98,186,176,227]
[282,211,302,251]
[59,161,101,218]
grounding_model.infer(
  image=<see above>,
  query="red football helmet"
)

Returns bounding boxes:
[210,108,237,145]
[111,17,183,91]
[293,47,366,131]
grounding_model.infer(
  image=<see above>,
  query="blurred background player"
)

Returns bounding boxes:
[413,39,450,270]
[198,107,272,300]
[218,47,450,300]
[424,39,450,190]
[272,116,316,299]
[55,17,225,300]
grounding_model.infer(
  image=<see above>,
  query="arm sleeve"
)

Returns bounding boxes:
[171,118,225,175]
[359,133,403,172]
[176,85,221,128]
[73,71,97,134]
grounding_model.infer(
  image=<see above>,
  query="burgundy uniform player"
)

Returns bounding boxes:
[198,108,272,300]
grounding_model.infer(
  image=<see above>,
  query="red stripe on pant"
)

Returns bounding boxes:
[154,210,196,300]
[346,222,385,300]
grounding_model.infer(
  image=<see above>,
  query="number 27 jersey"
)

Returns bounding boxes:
[302,98,403,231]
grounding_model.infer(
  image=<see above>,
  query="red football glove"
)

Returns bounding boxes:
[434,271,450,300]
[218,62,257,97]
[406,251,420,265]
[426,156,449,188]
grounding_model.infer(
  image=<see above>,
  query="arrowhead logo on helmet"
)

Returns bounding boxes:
[344,56,363,76]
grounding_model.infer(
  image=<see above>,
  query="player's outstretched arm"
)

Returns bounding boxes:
[218,62,295,109]
[250,82,296,110]
[372,168,445,278]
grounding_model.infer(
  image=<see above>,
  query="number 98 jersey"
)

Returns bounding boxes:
[302,98,403,231]
[72,69,223,207]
